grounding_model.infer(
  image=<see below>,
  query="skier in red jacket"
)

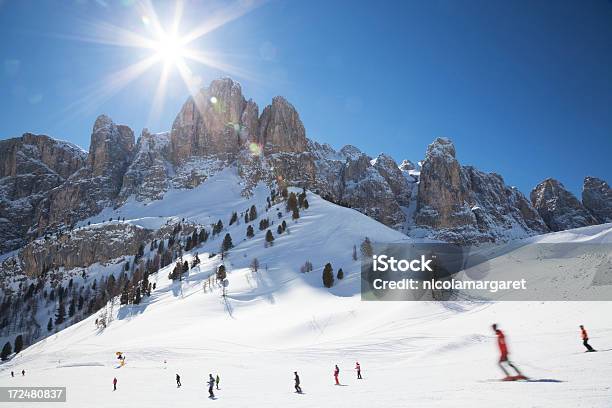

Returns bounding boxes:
[580,325,596,352]
[492,324,525,380]
[333,365,340,385]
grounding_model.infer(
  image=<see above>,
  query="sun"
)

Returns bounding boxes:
[154,33,185,66]
[62,0,265,126]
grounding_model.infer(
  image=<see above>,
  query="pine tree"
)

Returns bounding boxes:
[303,199,309,209]
[360,237,373,258]
[120,282,130,304]
[259,218,269,231]
[14,335,23,354]
[199,229,209,243]
[47,318,53,332]
[277,225,283,234]
[249,205,257,221]
[292,207,300,220]
[265,230,274,246]
[352,245,358,261]
[250,258,259,273]
[68,298,76,317]
[222,233,233,252]
[217,264,227,281]
[287,192,298,212]
[337,268,344,280]
[1,341,11,361]
[134,287,142,305]
[55,302,66,325]
[213,220,224,235]
[246,225,254,238]
[229,212,238,225]
[322,263,334,288]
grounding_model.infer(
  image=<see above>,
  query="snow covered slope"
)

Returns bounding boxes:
[1,169,611,408]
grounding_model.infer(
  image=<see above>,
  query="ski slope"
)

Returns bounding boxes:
[1,169,611,407]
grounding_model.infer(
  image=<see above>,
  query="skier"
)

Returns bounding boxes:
[215,374,220,390]
[492,324,526,380]
[580,325,596,352]
[294,371,302,393]
[176,373,181,387]
[10,371,14,377]
[207,374,215,398]
[112,377,117,391]
[21,370,25,376]
[333,365,340,385]
[355,361,362,379]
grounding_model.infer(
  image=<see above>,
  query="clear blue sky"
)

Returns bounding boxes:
[1,0,611,196]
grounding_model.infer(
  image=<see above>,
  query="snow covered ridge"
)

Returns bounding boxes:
[1,220,612,407]
[1,77,611,254]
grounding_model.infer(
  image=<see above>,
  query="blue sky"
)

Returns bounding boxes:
[0,0,611,196]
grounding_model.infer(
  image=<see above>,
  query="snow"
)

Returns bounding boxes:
[2,171,611,407]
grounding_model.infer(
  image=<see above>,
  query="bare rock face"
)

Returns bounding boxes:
[415,138,548,243]
[35,115,135,233]
[531,178,598,231]
[339,154,405,226]
[372,153,412,206]
[0,134,86,252]
[582,176,612,223]
[89,115,134,182]
[259,96,308,154]
[119,130,172,202]
[170,78,247,164]
[2,222,153,278]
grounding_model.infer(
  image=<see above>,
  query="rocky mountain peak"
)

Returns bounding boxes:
[530,178,598,231]
[259,95,307,154]
[89,114,135,180]
[339,145,363,160]
[582,176,612,223]
[426,137,456,160]
[399,159,415,171]
[170,77,247,164]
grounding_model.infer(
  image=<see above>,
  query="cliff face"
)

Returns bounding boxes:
[35,115,135,233]
[531,178,599,232]
[582,176,612,224]
[414,138,548,243]
[2,77,610,252]
[0,134,87,252]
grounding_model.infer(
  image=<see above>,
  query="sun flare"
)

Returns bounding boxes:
[153,33,186,66]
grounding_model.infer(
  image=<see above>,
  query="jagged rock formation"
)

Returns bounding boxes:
[170,78,249,163]
[582,176,612,224]
[531,178,598,232]
[119,129,171,202]
[35,115,135,233]
[0,134,86,252]
[2,77,610,252]
[414,138,548,243]
[4,222,153,278]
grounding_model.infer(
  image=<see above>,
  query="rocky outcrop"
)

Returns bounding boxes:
[15,223,153,278]
[0,134,86,252]
[372,153,412,206]
[340,153,405,226]
[582,176,612,224]
[259,96,308,154]
[414,138,548,243]
[119,130,171,202]
[170,78,248,163]
[531,178,598,231]
[35,115,135,233]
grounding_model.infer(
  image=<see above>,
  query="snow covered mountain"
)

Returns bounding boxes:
[1,77,611,375]
[1,184,611,407]
[1,77,609,254]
